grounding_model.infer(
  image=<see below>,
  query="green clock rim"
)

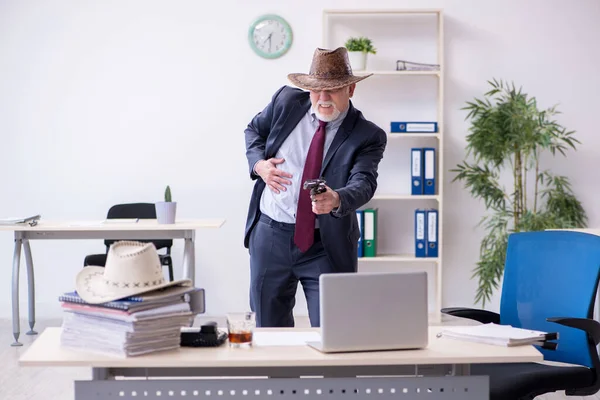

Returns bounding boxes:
[248,14,293,59]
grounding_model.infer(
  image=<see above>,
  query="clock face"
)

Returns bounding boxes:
[248,14,293,59]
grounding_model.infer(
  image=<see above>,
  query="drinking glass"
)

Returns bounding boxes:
[226,312,255,348]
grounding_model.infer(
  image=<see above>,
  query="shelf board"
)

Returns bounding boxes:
[324,9,443,15]
[359,254,438,263]
[388,133,440,138]
[371,194,439,200]
[354,70,440,76]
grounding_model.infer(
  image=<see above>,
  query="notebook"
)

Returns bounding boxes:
[58,287,201,311]
[438,323,555,346]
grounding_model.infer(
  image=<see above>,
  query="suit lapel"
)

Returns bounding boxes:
[267,97,311,158]
[321,101,359,175]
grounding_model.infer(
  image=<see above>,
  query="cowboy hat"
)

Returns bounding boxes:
[75,241,192,304]
[288,47,373,91]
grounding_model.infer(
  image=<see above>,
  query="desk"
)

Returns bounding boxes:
[19,326,542,399]
[0,219,225,346]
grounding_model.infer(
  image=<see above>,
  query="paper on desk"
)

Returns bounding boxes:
[0,215,40,225]
[439,323,549,346]
[253,331,321,346]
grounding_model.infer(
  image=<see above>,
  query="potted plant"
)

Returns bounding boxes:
[155,185,177,224]
[344,36,376,71]
[451,79,587,307]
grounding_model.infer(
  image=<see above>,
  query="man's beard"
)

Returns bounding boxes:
[314,101,341,122]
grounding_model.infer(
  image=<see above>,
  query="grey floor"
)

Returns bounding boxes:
[0,317,596,400]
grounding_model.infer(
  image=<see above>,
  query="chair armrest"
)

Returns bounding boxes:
[548,317,600,396]
[441,307,500,324]
[547,317,600,345]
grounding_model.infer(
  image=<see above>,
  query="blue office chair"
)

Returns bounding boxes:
[442,230,600,400]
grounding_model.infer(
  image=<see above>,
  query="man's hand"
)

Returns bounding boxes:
[255,158,292,194]
[311,185,340,214]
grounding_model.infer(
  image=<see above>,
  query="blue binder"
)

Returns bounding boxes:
[411,148,424,195]
[423,147,436,195]
[415,209,426,257]
[391,121,438,133]
[426,209,439,258]
[356,210,364,257]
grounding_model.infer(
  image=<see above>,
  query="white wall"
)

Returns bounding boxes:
[0,0,598,321]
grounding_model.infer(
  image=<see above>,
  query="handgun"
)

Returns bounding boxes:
[303,178,327,196]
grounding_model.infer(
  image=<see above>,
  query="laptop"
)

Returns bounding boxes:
[306,271,428,353]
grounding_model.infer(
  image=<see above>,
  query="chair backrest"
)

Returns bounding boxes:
[499,230,600,368]
[104,203,173,250]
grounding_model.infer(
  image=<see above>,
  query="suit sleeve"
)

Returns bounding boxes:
[244,86,286,180]
[333,127,387,217]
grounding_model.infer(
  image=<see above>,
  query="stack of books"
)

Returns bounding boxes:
[58,287,200,357]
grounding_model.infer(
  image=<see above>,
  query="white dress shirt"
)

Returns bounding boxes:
[259,106,348,224]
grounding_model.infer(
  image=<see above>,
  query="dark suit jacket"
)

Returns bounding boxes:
[244,85,387,273]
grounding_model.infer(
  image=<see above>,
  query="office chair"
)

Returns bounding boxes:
[442,230,600,400]
[83,203,174,282]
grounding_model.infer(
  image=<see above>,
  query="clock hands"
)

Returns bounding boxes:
[260,32,273,52]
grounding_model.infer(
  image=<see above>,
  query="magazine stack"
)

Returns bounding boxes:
[58,240,202,357]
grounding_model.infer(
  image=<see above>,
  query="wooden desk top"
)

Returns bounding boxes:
[19,327,542,368]
[0,219,226,232]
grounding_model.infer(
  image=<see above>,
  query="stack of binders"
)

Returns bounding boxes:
[356,208,377,257]
[411,147,437,195]
[415,208,438,258]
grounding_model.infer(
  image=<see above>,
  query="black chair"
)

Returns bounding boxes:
[83,203,174,282]
[442,230,600,400]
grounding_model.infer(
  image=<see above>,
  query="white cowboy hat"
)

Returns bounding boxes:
[75,241,192,304]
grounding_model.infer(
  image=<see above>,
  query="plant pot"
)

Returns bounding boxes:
[155,202,177,224]
[348,51,367,71]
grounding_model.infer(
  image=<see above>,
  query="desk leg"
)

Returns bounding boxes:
[11,238,23,346]
[23,239,37,335]
[183,232,196,285]
[451,364,471,376]
[92,368,114,380]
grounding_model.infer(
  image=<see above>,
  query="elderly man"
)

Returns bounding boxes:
[244,47,387,327]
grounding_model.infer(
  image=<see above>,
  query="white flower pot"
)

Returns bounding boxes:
[348,51,367,71]
[155,202,177,224]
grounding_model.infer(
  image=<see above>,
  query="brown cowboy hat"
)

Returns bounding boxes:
[288,47,373,91]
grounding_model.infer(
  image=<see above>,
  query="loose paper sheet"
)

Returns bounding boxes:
[253,331,321,346]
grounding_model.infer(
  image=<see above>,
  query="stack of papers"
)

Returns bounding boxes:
[0,215,41,225]
[59,287,201,357]
[438,323,551,347]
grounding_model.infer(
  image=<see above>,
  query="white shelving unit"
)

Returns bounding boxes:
[354,70,441,76]
[323,9,444,321]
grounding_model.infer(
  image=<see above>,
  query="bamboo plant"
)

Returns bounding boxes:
[452,79,587,306]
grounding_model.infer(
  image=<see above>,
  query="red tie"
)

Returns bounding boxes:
[294,119,328,252]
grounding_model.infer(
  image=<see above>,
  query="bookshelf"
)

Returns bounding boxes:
[354,70,441,76]
[323,9,444,321]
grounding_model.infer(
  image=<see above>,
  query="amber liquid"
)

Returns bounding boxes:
[229,331,253,344]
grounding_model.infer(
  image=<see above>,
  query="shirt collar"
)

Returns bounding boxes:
[310,105,349,131]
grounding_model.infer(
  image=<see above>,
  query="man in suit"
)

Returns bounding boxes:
[244,47,387,327]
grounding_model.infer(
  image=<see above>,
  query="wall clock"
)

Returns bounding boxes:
[248,14,293,59]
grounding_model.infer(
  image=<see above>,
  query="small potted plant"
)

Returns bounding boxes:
[155,185,177,224]
[344,36,377,71]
